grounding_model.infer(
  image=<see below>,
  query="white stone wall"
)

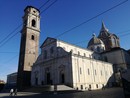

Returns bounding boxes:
[31,55,73,86]
[71,55,114,90]
[31,38,114,90]
[56,40,114,90]
[57,40,100,59]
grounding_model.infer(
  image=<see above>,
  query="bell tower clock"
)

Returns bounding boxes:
[17,6,40,89]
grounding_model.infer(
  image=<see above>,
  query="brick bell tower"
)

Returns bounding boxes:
[17,6,40,89]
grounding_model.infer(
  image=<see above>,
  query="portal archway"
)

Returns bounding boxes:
[59,70,65,84]
[45,68,52,85]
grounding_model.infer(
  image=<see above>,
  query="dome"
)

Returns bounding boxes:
[87,34,105,53]
[87,34,104,48]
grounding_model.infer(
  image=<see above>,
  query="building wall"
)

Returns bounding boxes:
[17,6,40,89]
[31,54,73,86]
[7,72,17,85]
[23,28,40,71]
[31,38,114,90]
[102,49,127,70]
[71,54,114,90]
[57,40,94,57]
[101,49,130,85]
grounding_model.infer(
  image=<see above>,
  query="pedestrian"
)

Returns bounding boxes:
[102,85,105,90]
[14,88,17,96]
[10,88,14,96]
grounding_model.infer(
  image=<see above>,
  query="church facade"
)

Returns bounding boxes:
[31,37,114,90]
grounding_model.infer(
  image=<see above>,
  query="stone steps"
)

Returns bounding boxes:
[23,85,75,93]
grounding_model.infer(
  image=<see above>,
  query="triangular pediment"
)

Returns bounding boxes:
[40,37,57,48]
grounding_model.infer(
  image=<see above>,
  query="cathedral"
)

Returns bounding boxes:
[17,6,130,90]
[31,37,114,90]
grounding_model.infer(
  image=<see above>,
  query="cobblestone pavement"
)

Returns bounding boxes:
[0,87,127,98]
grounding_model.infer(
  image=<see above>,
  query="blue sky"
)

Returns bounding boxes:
[0,0,130,82]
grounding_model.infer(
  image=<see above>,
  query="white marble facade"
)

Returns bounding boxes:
[31,37,114,90]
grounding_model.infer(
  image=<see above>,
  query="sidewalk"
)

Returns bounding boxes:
[0,87,126,98]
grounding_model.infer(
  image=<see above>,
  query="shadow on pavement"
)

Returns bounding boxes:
[1,88,128,98]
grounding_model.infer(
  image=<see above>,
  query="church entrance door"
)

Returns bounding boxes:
[35,77,38,85]
[61,73,65,84]
[46,73,51,84]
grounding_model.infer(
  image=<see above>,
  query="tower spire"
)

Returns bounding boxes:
[101,21,108,32]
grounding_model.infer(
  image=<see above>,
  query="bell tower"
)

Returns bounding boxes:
[17,6,40,89]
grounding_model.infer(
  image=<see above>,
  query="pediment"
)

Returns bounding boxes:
[40,37,56,48]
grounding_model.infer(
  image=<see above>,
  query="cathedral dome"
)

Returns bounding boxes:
[88,34,104,47]
[87,34,105,53]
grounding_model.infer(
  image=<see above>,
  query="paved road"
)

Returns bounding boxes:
[0,88,126,98]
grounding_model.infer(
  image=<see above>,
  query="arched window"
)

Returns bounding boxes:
[78,51,80,55]
[111,37,117,47]
[84,53,86,57]
[97,46,100,52]
[80,68,82,74]
[95,70,97,75]
[31,35,35,40]
[32,19,36,27]
[44,50,47,59]
[88,69,90,75]
[96,84,98,88]
[89,85,91,89]
[89,54,91,58]
[50,47,54,54]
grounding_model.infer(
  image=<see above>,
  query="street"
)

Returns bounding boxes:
[0,87,126,98]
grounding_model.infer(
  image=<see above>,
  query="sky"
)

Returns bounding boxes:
[0,0,130,82]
